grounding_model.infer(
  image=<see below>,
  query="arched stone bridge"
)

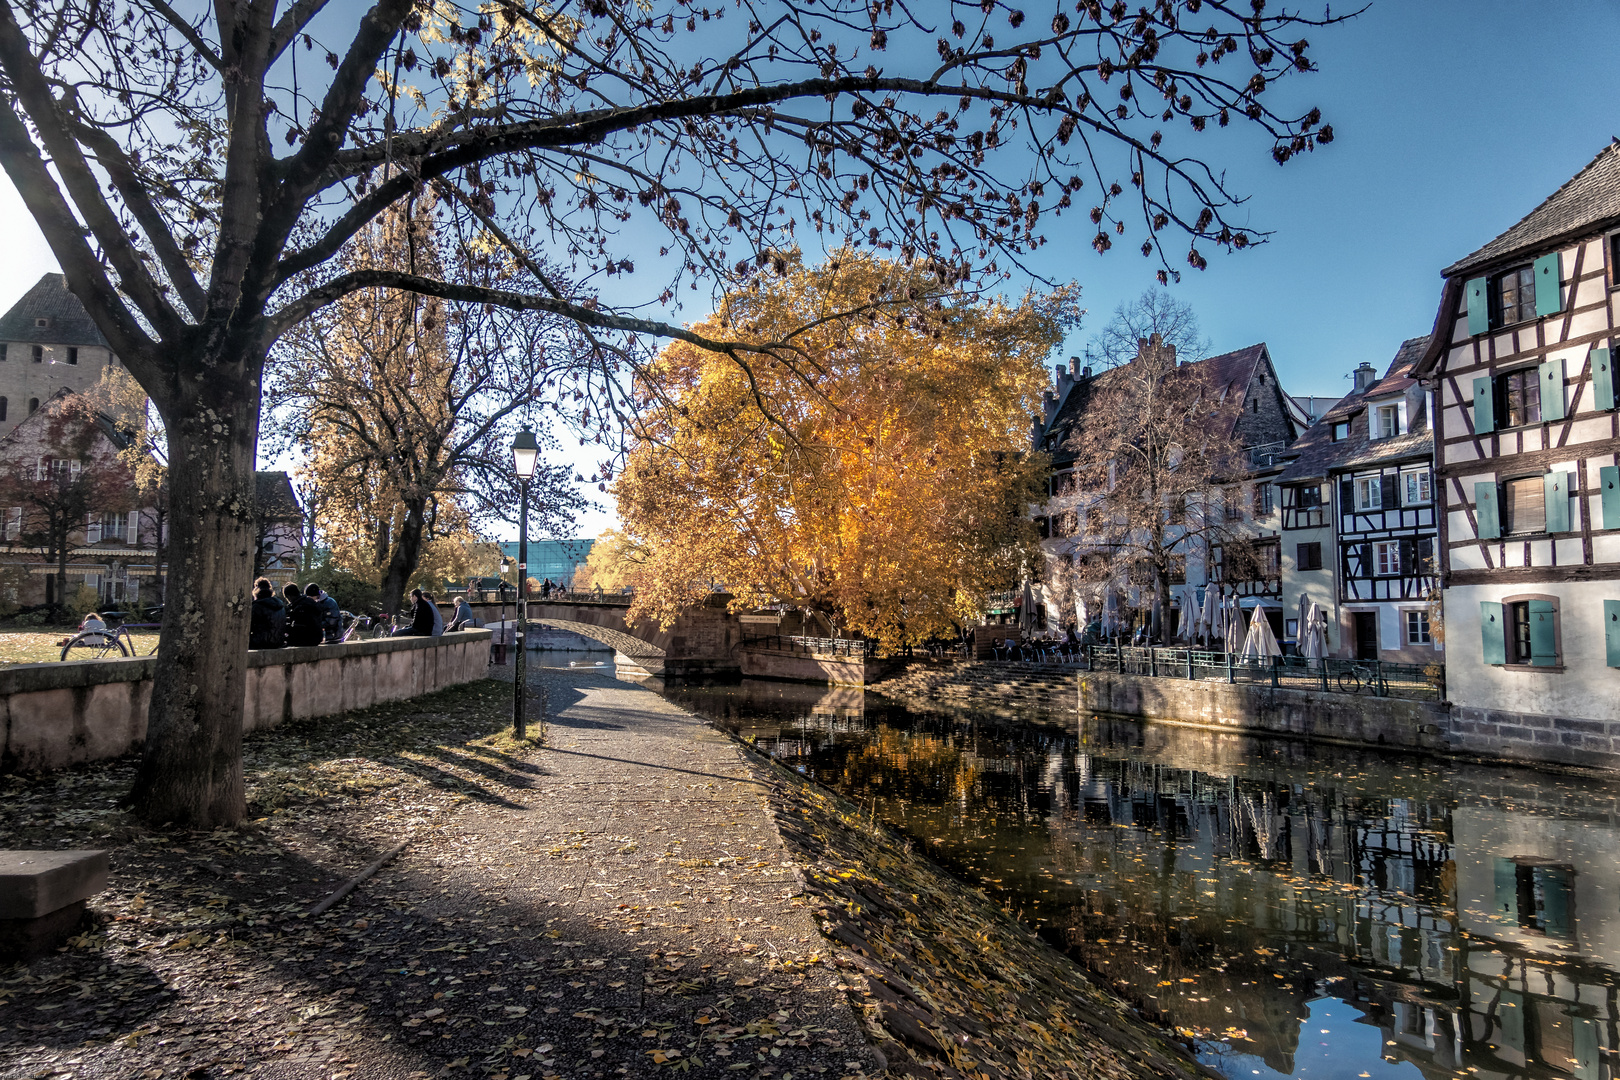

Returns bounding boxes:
[464,595,742,678]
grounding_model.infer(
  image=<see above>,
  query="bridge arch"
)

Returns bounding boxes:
[530,617,667,676]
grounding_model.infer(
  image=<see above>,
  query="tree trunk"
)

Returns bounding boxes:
[128,369,259,828]
[378,498,427,617]
[56,540,69,617]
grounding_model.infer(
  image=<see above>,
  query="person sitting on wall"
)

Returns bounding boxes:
[284,583,324,647]
[307,583,342,644]
[249,578,287,649]
[392,589,436,636]
[447,596,479,631]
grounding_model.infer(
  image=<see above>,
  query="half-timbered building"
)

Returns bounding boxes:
[1277,338,1439,662]
[1412,140,1620,763]
[1034,339,1307,637]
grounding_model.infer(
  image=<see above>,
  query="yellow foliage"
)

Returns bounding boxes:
[572,530,643,592]
[613,251,1072,648]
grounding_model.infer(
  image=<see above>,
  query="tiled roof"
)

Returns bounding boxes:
[0,274,110,348]
[255,472,305,521]
[1442,140,1620,278]
[1276,336,1432,483]
[1040,342,1270,462]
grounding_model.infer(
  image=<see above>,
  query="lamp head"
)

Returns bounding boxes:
[499,558,510,574]
[511,427,540,480]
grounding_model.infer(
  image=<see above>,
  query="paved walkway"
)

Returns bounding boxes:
[349,664,879,1079]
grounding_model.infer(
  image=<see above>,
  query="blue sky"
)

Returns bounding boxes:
[1,1,1617,536]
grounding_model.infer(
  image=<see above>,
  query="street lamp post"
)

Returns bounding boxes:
[511,427,540,738]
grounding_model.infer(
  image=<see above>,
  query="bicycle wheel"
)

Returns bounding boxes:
[61,631,129,661]
[1336,669,1362,694]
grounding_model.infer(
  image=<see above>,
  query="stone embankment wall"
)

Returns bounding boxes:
[736,647,908,687]
[1,630,492,773]
[869,659,1620,773]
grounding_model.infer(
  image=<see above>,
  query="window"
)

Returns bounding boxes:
[0,397,8,422]
[1224,487,1242,521]
[1374,541,1400,576]
[1496,368,1541,428]
[1331,421,1349,442]
[1295,484,1323,509]
[1503,476,1546,535]
[1406,610,1431,645]
[100,512,129,544]
[1167,495,1186,523]
[1374,403,1400,439]
[1493,264,1537,327]
[1403,469,1432,505]
[1486,598,1560,667]
[4,508,18,541]
[0,344,7,361]
[33,317,47,328]
[66,347,78,366]
[1256,483,1274,515]
[30,345,42,364]
[27,398,38,415]
[1297,542,1323,571]
[1355,476,1381,511]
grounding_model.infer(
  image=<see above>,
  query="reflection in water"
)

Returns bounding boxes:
[662,680,1620,1080]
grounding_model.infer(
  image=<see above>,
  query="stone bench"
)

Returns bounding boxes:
[0,850,108,959]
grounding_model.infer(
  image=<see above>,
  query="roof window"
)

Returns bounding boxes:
[33,317,48,328]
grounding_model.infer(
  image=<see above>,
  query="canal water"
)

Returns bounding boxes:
[656,677,1620,1080]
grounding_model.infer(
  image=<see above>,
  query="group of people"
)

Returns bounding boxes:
[248,579,343,649]
[248,579,487,650]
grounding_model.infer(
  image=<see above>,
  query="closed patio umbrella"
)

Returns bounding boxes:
[1074,588,1089,634]
[1200,586,1218,643]
[1223,597,1245,655]
[1177,584,1199,643]
[1302,601,1328,660]
[1102,591,1120,639]
[1297,592,1311,647]
[1242,610,1283,659]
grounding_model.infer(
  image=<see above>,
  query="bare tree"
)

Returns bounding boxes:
[1089,287,1211,369]
[0,0,1352,825]
[1049,334,1253,639]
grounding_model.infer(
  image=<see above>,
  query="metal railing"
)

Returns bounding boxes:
[742,633,877,658]
[466,589,634,606]
[1083,644,1444,701]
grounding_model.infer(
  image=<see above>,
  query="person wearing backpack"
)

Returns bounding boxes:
[307,583,342,643]
[249,578,286,649]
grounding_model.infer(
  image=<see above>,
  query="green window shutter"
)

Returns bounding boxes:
[1540,357,1566,421]
[1499,989,1526,1052]
[1493,856,1518,918]
[1544,471,1571,533]
[1529,600,1558,666]
[1481,601,1507,665]
[1605,600,1620,667]
[1593,347,1615,411]
[1475,482,1501,539]
[1535,866,1573,937]
[1466,277,1490,335]
[1604,466,1620,529]
[1473,376,1495,433]
[1573,1017,1600,1080]
[1534,251,1563,317]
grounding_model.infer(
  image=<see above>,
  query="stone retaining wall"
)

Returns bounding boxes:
[736,647,907,686]
[0,630,492,773]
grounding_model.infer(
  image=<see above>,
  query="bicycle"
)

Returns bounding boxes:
[1335,662,1388,696]
[60,621,161,661]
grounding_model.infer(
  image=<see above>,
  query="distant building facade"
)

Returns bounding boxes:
[1277,338,1441,663]
[0,273,124,437]
[496,538,594,587]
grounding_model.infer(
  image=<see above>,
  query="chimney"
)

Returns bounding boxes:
[1042,388,1059,425]
[1055,362,1074,399]
[1353,362,1378,392]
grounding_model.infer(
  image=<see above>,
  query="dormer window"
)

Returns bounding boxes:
[1493,264,1537,327]
[1373,402,1401,439]
[33,317,48,328]
[1331,421,1349,442]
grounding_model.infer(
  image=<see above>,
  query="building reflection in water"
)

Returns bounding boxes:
[662,680,1620,1080]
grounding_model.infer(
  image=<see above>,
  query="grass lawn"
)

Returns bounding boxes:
[0,628,162,665]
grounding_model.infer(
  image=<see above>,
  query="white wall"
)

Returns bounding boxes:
[1445,582,1617,718]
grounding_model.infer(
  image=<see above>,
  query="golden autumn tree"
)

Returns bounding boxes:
[614,253,1073,648]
